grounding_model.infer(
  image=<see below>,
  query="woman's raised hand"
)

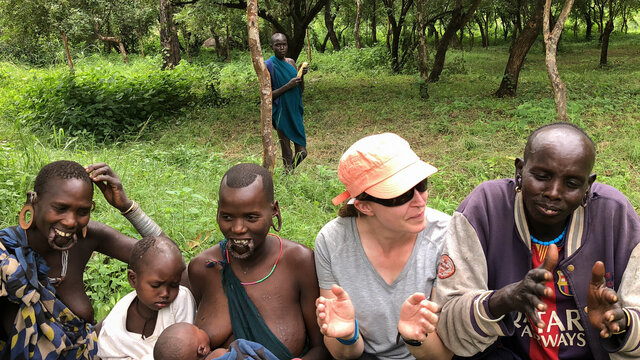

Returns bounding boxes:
[315,284,357,339]
[398,292,440,342]
[86,163,133,212]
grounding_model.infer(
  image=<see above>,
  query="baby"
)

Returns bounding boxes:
[97,236,196,359]
[154,322,225,360]
[154,323,279,360]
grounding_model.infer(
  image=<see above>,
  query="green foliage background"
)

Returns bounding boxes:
[1,34,640,320]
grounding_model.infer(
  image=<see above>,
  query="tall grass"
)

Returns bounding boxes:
[1,34,639,318]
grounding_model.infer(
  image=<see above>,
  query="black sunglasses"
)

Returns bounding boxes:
[359,178,429,207]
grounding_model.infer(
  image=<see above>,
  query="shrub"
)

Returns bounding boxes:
[16,63,226,140]
[311,44,392,75]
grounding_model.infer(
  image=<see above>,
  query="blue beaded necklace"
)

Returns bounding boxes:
[530,226,567,246]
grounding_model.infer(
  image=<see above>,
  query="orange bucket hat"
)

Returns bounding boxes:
[332,133,438,206]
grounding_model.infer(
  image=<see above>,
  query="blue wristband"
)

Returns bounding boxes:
[336,319,359,345]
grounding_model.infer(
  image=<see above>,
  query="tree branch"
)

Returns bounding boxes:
[215,0,287,33]
[171,0,200,6]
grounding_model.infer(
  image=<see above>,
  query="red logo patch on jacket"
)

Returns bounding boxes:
[438,254,455,279]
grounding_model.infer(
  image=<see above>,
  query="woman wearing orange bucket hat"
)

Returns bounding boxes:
[314,133,453,360]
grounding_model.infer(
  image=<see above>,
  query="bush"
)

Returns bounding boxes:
[310,44,392,75]
[16,62,226,140]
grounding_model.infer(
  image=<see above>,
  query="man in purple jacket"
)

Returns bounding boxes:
[435,122,640,359]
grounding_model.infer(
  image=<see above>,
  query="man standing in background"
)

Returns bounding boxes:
[265,33,308,173]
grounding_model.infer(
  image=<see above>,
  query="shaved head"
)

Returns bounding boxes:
[270,33,287,45]
[524,123,596,171]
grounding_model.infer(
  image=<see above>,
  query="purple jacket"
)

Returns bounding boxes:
[435,179,640,359]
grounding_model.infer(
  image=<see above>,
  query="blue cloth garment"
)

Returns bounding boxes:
[213,339,279,360]
[0,226,97,360]
[265,55,306,147]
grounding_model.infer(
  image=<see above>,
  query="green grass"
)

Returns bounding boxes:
[1,33,640,319]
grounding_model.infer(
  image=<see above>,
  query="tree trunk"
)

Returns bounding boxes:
[543,0,575,121]
[382,0,416,72]
[139,34,146,58]
[324,0,341,50]
[94,24,129,63]
[371,0,378,42]
[416,0,429,82]
[583,7,593,39]
[501,15,510,40]
[306,29,312,60]
[247,0,276,173]
[621,5,627,33]
[61,33,74,71]
[183,27,191,62]
[117,42,129,63]
[483,13,490,46]
[159,0,180,69]
[386,19,392,52]
[355,0,362,49]
[600,19,613,65]
[494,0,544,97]
[225,23,231,61]
[476,17,488,47]
[429,24,439,48]
[428,0,482,82]
[321,33,329,52]
[596,2,604,41]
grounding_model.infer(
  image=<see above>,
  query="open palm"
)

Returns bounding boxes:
[316,284,356,338]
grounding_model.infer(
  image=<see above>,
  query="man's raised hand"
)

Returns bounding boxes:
[587,261,627,338]
[489,244,558,328]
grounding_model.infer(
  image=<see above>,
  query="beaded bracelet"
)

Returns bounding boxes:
[336,319,359,345]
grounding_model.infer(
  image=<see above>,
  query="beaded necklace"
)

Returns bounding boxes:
[225,234,283,286]
[530,226,567,246]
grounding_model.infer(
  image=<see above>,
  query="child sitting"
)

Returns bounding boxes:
[97,236,196,359]
[154,323,277,360]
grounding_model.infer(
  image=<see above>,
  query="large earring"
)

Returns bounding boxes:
[581,191,590,207]
[271,213,282,232]
[91,201,96,212]
[514,175,522,193]
[19,192,37,230]
[19,203,34,230]
[82,226,88,238]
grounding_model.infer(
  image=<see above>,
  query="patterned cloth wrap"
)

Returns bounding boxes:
[0,226,97,360]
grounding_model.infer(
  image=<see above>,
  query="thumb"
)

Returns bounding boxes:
[406,292,427,306]
[590,261,605,287]
[331,284,350,301]
[541,244,559,272]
